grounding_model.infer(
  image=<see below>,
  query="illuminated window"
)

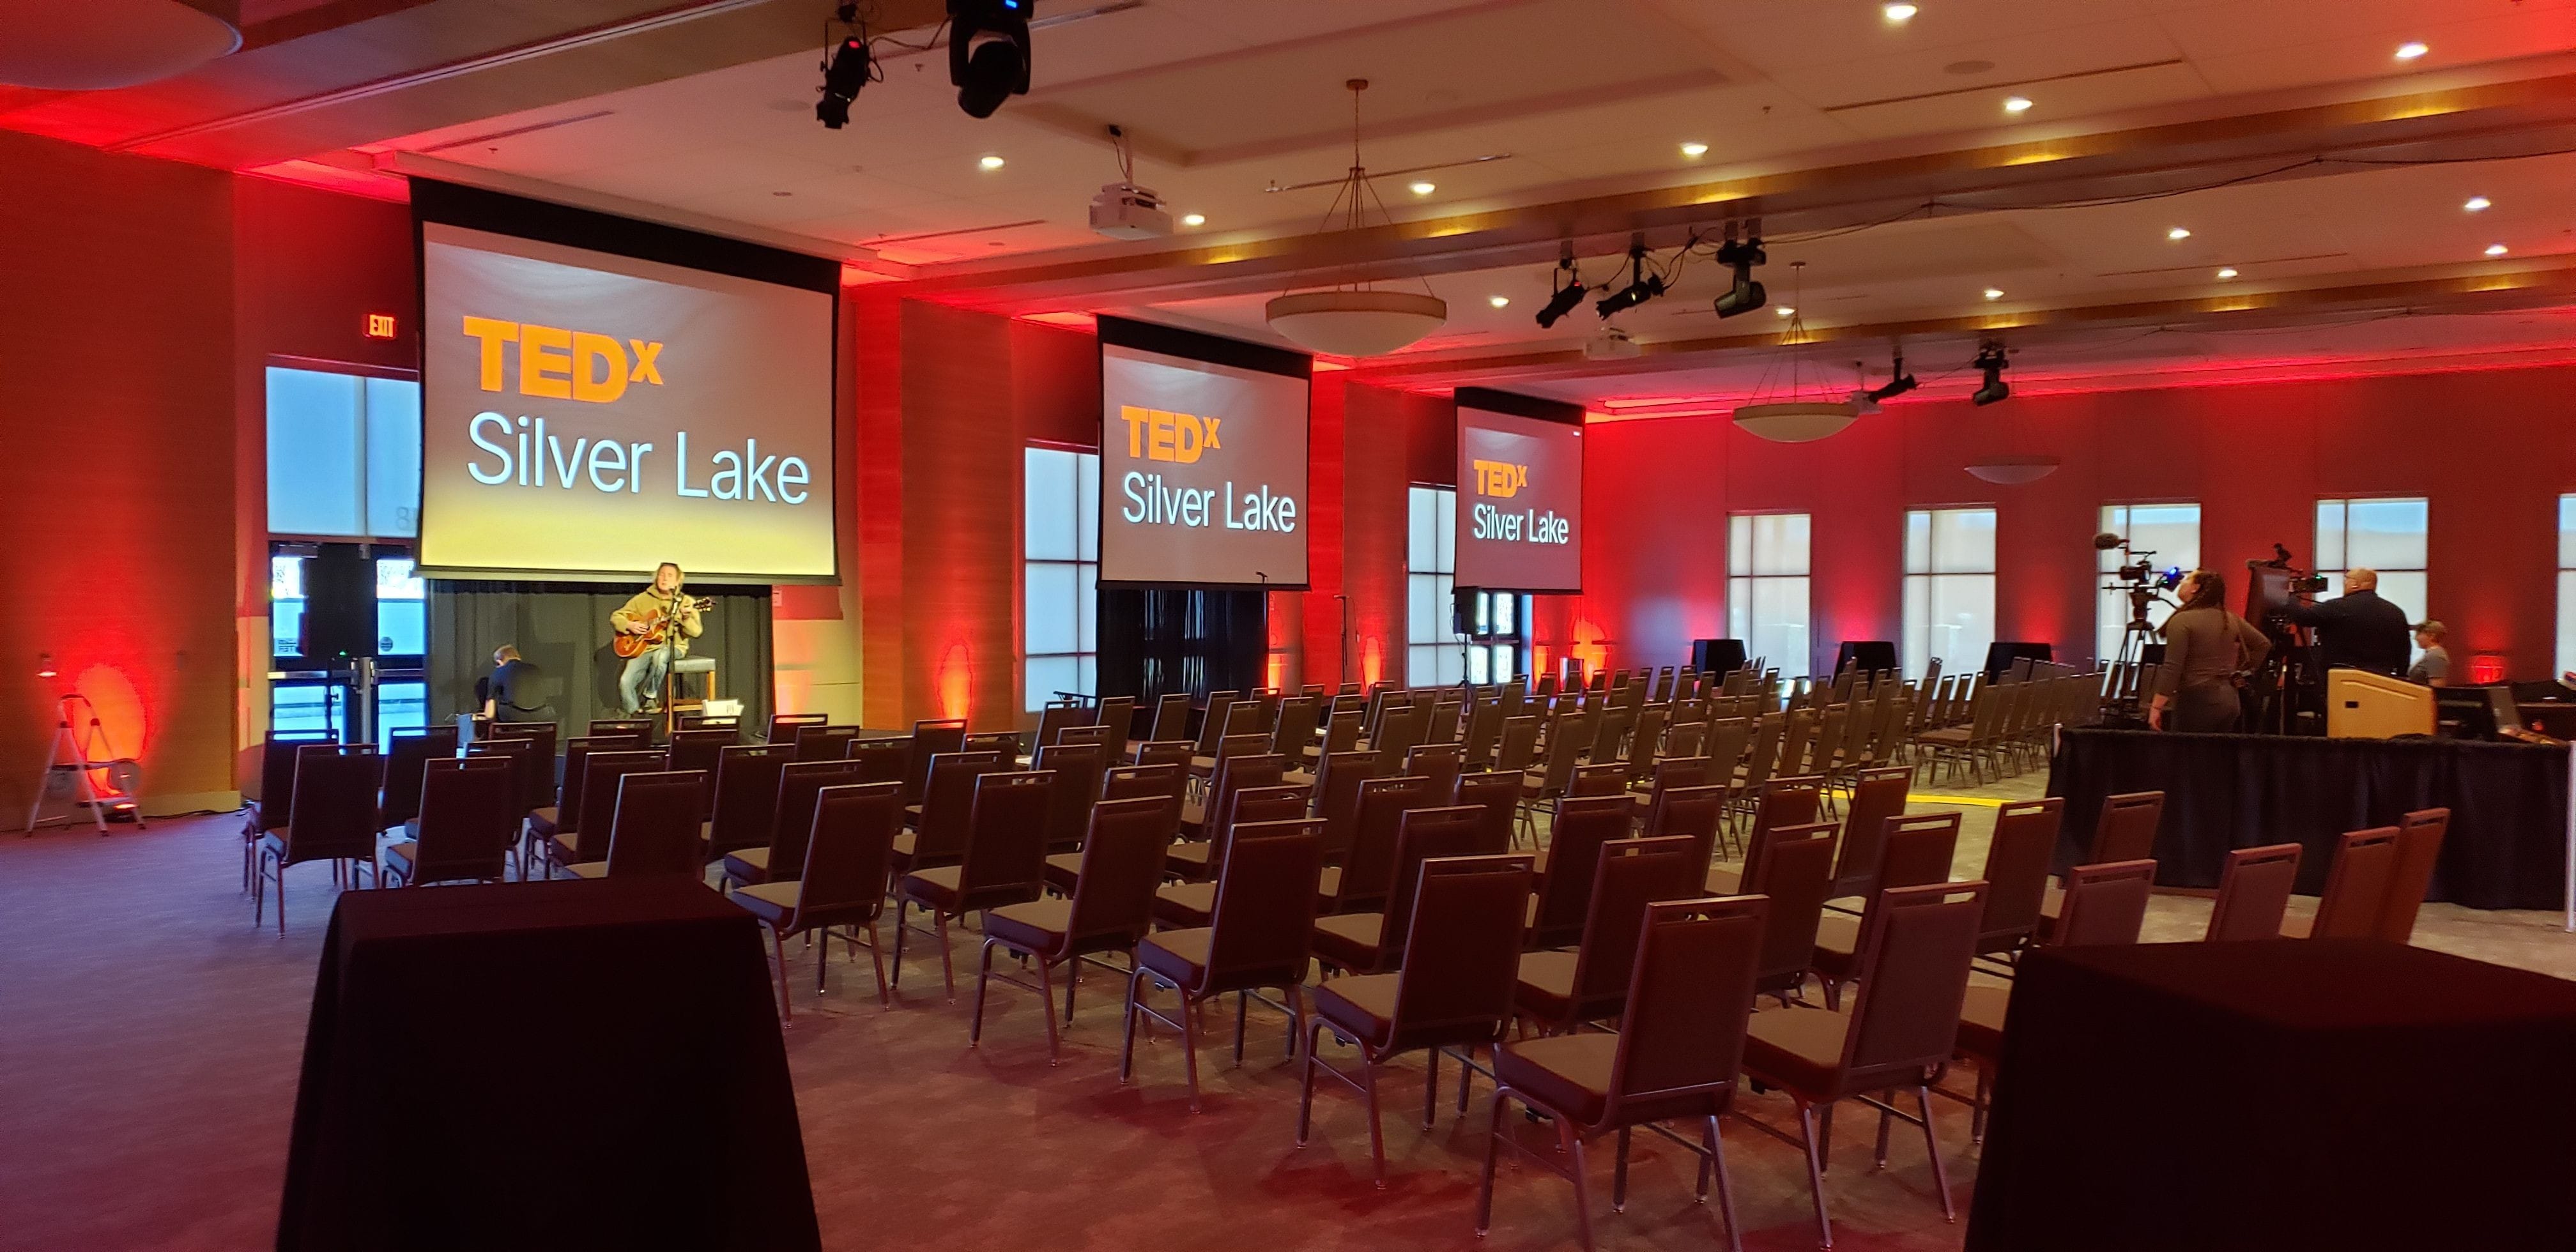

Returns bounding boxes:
[1409,486,1522,685]
[265,366,420,538]
[2315,496,2428,663]
[2556,494,2575,678]
[2097,503,2200,666]
[1728,513,1811,677]
[1903,507,1996,680]
[1023,446,1100,711]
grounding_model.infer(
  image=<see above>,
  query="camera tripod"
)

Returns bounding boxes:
[2104,581,2171,715]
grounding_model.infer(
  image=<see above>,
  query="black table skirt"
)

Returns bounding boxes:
[2046,728,2570,910]
[1966,940,2576,1251]
[279,878,819,1251]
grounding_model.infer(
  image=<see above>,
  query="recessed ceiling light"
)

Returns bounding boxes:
[1680,141,1708,158]
[2002,95,2032,114]
[2395,41,2429,61]
[2464,195,2491,212]
[977,155,1006,170]
[1488,295,1510,309]
[1775,305,1795,317]
[2216,267,2238,279]
[1883,3,1917,23]
[1408,181,1436,195]
[2485,243,2509,257]
[1981,288,2004,301]
[1181,213,1206,227]
[2166,226,2192,241]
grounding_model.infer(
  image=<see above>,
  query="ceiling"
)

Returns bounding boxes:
[17,0,2576,404]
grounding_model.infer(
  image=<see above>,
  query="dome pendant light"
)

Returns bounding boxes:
[1264,80,1448,357]
[1733,262,1862,443]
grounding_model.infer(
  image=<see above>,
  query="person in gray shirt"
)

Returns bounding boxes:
[2149,570,2272,733]
[2409,620,2451,687]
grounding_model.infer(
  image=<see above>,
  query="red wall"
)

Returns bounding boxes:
[1578,366,2576,680]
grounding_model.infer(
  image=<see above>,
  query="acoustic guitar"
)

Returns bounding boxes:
[612,597,714,660]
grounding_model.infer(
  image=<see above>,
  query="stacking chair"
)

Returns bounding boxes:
[893,770,1057,998]
[1519,715,1586,832]
[242,731,333,890]
[1140,693,1192,753]
[525,734,616,847]
[1309,750,1383,866]
[1567,763,1629,799]
[1971,798,2063,958]
[375,726,456,833]
[1513,836,1702,1035]
[1312,805,1489,975]
[1170,751,1285,879]
[1705,776,1823,894]
[904,717,968,802]
[717,759,863,887]
[1493,715,1542,777]
[2377,807,2450,943]
[974,795,1174,1061]
[1743,822,1841,1003]
[1461,698,1505,770]
[1317,774,1438,915]
[1522,797,1632,951]
[1158,788,1309,924]
[1450,770,1520,854]
[1823,767,1913,902]
[767,712,829,745]
[1811,811,1964,1007]
[1956,860,2152,1140]
[1271,696,1323,767]
[1741,881,1989,1249]
[1481,896,1767,1252]
[379,756,515,887]
[1032,741,1108,854]
[1045,765,1183,896]
[1619,705,1669,784]
[464,738,540,877]
[252,745,380,933]
[1300,853,1534,1187]
[965,729,1024,761]
[666,728,738,813]
[1629,755,1710,827]
[1192,691,1244,759]
[793,724,861,762]
[1054,724,1114,752]
[1643,784,1728,879]
[571,770,711,880]
[1405,742,1464,801]
[2035,790,2165,939]
[2283,826,2403,939]
[888,750,1006,876]
[730,782,903,1017]
[845,737,911,788]
[1131,740,1194,778]
[2204,844,2303,941]
[1124,826,1325,1111]
[1032,703,1089,752]
[1095,697,1137,755]
[541,749,662,876]
[1312,710,1363,767]
[483,721,558,815]
[699,744,793,873]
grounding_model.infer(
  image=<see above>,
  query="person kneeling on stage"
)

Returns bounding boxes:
[2149,569,2270,733]
[611,562,703,715]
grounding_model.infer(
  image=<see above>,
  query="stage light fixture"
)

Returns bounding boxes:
[1711,228,1769,319]
[1970,342,2011,406]
[1535,262,1588,329]
[816,28,872,130]
[1593,243,1666,318]
[1867,349,1918,402]
[949,0,1033,119]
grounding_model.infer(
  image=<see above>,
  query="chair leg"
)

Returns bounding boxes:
[1118,966,1147,1084]
[935,911,956,1002]
[1916,1084,1957,1223]
[969,937,997,1046]
[1562,1118,1594,1249]
[1873,1101,1894,1170]
[770,924,793,1022]
[1360,1055,1388,1189]
[1612,1125,1632,1212]
[1704,1114,1744,1252]
[1283,981,1305,1061]
[1233,989,1248,1065]
[1818,1099,1836,1171]
[274,855,287,935]
[1475,1087,1511,1237]
[1036,956,1062,1065]
[1296,1018,1324,1143]
[864,921,891,1007]
[889,898,910,989]
[1972,1063,1992,1145]
[1796,1101,1835,1249]
[1179,990,1204,1113]
[1457,1042,1475,1115]
[1062,951,1080,1025]
[1424,1047,1441,1129]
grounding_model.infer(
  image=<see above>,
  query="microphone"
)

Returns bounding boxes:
[2092,532,2126,551]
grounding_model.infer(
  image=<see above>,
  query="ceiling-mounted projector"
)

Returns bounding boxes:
[1583,326,1642,360]
[1090,182,1172,240]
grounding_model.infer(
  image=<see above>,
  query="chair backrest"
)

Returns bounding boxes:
[1033,742,1108,851]
[1372,700,1436,775]
[767,760,866,876]
[255,731,334,828]
[602,770,711,878]
[906,718,969,800]
[2055,859,2155,946]
[1531,714,1587,793]
[1644,784,1728,880]
[767,712,829,744]
[554,735,611,830]
[1144,693,1191,744]
[1103,761,1185,805]
[1975,798,2063,952]
[1737,714,1782,789]
[2087,790,2166,865]
[1387,855,1535,1045]
[1494,715,1542,774]
[1839,881,1989,1087]
[1744,821,1839,991]
[1662,722,1706,761]
[1751,776,1823,843]
[965,729,1023,760]
[377,727,456,827]
[285,745,383,864]
[950,770,1057,899]
[1211,784,1310,878]
[787,782,902,930]
[1202,827,1325,991]
[845,737,912,788]
[1828,767,1914,897]
[1404,742,1464,800]
[1620,705,1669,781]
[487,722,558,811]
[1194,693,1239,754]
[1566,834,1705,1015]
[406,756,517,882]
[1566,763,1625,798]
[566,751,663,864]
[1312,750,1384,864]
[1379,806,1492,959]
[1586,708,1634,765]
[1054,724,1114,751]
[1450,770,1520,855]
[2310,826,2403,940]
[1132,740,1193,775]
[1335,774,1438,908]
[666,729,738,810]
[910,750,1008,866]
[794,724,861,762]
[1062,797,1183,949]
[1033,703,1088,751]
[1270,696,1322,759]
[1095,697,1137,751]
[1526,796,1632,949]
[1606,896,1766,1119]
[2205,843,2303,942]
[1461,698,1506,768]
[2377,807,2449,943]
[463,737,538,820]
[1876,811,1962,890]
[705,744,793,859]
[1319,710,1363,757]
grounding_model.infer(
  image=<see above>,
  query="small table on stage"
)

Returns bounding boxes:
[279,878,820,1251]
[1966,940,2576,1252]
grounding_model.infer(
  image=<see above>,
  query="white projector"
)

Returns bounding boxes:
[1090,182,1172,240]
[1583,326,1642,360]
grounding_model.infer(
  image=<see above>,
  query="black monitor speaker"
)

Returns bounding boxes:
[299,544,378,659]
[1983,641,2053,680]
[1453,586,1480,637]
[1689,639,1746,675]
[1834,641,1896,676]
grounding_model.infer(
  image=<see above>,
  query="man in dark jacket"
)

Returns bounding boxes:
[2286,567,2412,677]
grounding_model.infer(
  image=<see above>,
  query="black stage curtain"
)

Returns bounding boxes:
[426,581,772,734]
[1098,587,1266,701]
[2046,728,2568,910]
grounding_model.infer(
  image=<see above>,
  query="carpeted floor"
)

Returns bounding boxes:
[4,774,2571,1251]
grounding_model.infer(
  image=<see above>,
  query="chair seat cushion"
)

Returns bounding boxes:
[526,806,561,838]
[1742,1004,1856,1097]
[2034,884,2064,942]
[903,865,965,911]
[1136,928,1213,988]
[732,880,799,925]
[1311,912,1386,973]
[1513,948,1583,1023]
[1495,1033,1616,1125]
[551,830,588,862]
[722,846,771,884]
[1043,850,1084,894]
[383,840,417,870]
[1313,972,1400,1050]
[565,861,610,880]
[1917,728,1971,747]
[983,899,1073,955]
[1189,755,1216,777]
[1811,913,1862,981]
[1177,800,1208,839]
[1955,983,2010,1061]
[1153,882,1215,929]
[1705,864,1743,896]
[1165,839,1213,880]
[2278,913,2314,940]
[1314,866,1344,912]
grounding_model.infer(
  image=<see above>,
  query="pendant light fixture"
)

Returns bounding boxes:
[1264,80,1448,358]
[1732,262,1862,443]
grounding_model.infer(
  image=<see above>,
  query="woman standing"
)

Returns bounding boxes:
[2148,570,2272,733]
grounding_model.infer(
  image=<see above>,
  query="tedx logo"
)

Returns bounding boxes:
[1473,459,1529,499]
[1119,405,1223,464]
[461,316,664,404]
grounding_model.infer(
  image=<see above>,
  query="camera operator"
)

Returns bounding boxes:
[2285,567,2412,678]
[2149,570,2270,732]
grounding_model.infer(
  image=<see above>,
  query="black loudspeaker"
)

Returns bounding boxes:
[1982,641,2054,680]
[300,544,378,659]
[1835,641,1897,676]
[1453,586,1480,637]
[1689,639,1746,675]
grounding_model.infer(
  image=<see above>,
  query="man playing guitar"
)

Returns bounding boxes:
[611,562,706,714]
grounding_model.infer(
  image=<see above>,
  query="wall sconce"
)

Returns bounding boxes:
[35,652,57,679]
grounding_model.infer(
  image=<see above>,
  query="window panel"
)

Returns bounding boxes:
[1025,656,1081,712]
[2313,500,2346,570]
[1076,452,1101,562]
[1077,563,1098,652]
[1025,562,1079,654]
[363,378,422,538]
[1903,507,1996,678]
[1024,447,1078,561]
[2561,496,2576,678]
[1728,515,1751,570]
[375,680,427,747]
[266,368,365,537]
[2098,503,2201,664]
[1022,445,1101,710]
[1409,487,1441,570]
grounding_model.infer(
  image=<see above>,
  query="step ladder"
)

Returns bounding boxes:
[25,694,144,834]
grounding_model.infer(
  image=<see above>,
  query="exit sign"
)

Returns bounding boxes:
[364,312,397,340]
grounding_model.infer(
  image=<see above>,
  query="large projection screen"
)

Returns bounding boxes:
[415,195,838,583]
[1454,388,1585,592]
[1097,319,1310,588]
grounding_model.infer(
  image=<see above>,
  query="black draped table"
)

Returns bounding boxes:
[2047,728,2570,910]
[1966,940,2576,1251]
[279,878,819,1251]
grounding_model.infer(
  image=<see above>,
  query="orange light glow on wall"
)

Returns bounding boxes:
[1570,619,1611,677]
[72,666,146,796]
[937,643,972,721]
[1361,637,1383,689]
